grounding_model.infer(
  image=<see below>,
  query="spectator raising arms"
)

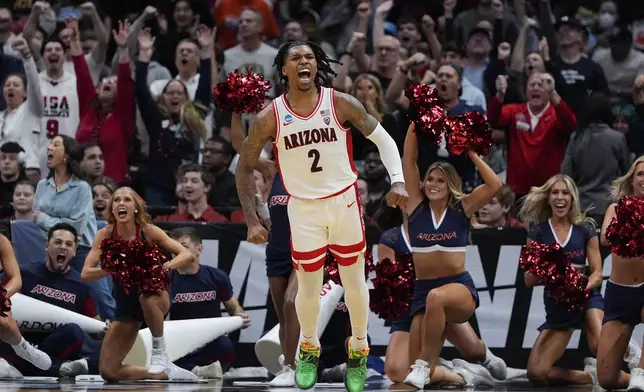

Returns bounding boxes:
[135,26,213,207]
[0,38,43,180]
[73,19,135,184]
[33,135,115,321]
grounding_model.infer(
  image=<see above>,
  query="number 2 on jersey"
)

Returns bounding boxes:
[46,119,59,139]
[308,149,323,173]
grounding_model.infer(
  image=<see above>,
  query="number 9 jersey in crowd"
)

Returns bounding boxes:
[271,87,365,269]
[37,71,80,172]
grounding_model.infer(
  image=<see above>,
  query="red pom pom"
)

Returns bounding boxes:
[606,196,644,258]
[369,254,415,319]
[213,70,271,114]
[324,251,375,285]
[100,238,169,295]
[446,111,492,156]
[0,287,11,318]
[404,84,448,143]
[520,242,589,312]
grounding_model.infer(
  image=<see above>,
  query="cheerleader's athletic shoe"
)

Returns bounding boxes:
[149,348,168,375]
[0,357,22,379]
[166,362,199,381]
[192,361,223,379]
[13,339,51,370]
[453,358,495,387]
[479,346,507,380]
[628,367,644,391]
[626,340,643,370]
[404,359,430,389]
[583,357,598,385]
[269,364,296,387]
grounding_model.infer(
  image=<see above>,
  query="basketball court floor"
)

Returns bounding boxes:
[0,378,606,392]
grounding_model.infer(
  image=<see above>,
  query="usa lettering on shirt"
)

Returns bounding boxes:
[173,291,217,303]
[283,128,338,150]
[31,284,77,304]
[417,232,457,242]
[43,96,70,117]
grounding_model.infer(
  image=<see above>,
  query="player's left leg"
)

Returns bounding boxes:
[328,183,369,392]
[0,309,51,371]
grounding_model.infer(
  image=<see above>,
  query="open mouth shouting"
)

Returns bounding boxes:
[46,151,54,165]
[298,69,311,83]
[117,206,129,219]
[54,252,67,266]
[553,201,567,214]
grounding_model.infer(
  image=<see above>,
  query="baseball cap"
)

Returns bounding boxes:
[554,15,585,31]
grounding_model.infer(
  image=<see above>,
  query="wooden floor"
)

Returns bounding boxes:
[1,378,606,391]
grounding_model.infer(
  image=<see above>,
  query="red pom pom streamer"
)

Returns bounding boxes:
[0,287,11,318]
[369,254,415,320]
[100,238,170,295]
[404,84,448,144]
[520,242,589,312]
[605,196,644,258]
[213,70,270,114]
[324,251,375,286]
[446,111,492,156]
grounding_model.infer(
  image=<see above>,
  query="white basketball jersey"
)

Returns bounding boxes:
[272,87,357,200]
[37,71,80,175]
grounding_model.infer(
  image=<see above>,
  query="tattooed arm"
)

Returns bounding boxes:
[334,91,408,207]
[235,104,277,230]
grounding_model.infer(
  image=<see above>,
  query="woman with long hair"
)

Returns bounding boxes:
[32,135,115,321]
[401,123,504,389]
[348,73,400,159]
[597,156,644,390]
[0,37,43,179]
[72,18,136,184]
[135,26,214,207]
[519,174,611,385]
[81,187,197,381]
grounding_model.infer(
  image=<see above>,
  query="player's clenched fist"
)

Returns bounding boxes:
[247,223,269,244]
[386,182,409,208]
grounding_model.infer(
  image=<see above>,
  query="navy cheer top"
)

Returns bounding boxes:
[378,226,411,257]
[528,219,597,267]
[266,173,291,263]
[403,200,470,253]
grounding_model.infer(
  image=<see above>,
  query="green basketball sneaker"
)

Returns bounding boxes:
[344,337,369,392]
[295,342,320,389]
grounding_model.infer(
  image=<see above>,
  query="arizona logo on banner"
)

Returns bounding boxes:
[9,221,626,370]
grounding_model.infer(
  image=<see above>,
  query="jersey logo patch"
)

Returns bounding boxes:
[320,109,331,125]
[283,114,293,126]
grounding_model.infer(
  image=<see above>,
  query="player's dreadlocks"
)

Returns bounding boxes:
[273,40,341,89]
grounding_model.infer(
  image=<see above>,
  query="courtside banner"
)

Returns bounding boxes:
[9,221,628,369]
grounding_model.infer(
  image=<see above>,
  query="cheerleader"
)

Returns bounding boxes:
[81,187,197,382]
[401,123,504,389]
[597,156,644,390]
[519,174,613,385]
[380,226,506,383]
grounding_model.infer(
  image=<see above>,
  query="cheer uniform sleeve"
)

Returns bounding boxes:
[210,267,234,303]
[527,224,543,242]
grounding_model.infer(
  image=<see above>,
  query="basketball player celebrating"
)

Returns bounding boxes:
[82,187,197,382]
[236,41,408,392]
[0,233,52,373]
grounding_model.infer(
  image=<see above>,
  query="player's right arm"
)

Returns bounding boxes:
[235,105,277,239]
[0,235,21,299]
[81,228,110,282]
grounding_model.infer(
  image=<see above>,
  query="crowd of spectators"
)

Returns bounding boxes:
[0,0,643,369]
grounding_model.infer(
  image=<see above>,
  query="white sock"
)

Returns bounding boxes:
[11,338,27,354]
[152,336,166,351]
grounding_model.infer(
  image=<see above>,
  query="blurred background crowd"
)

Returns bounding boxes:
[0,0,642,330]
